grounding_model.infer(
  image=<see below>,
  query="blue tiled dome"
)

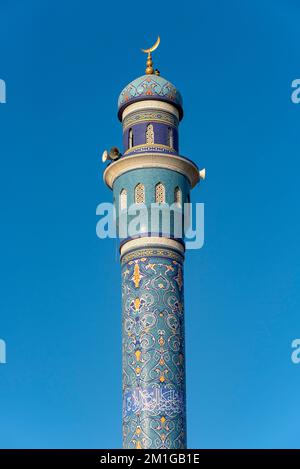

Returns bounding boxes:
[118,74,183,120]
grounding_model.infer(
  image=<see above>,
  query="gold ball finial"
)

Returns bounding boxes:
[146,53,154,75]
[141,36,160,75]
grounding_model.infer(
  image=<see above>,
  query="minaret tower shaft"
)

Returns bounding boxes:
[103,39,201,449]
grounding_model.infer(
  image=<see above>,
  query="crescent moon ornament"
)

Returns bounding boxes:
[141,36,160,54]
[141,36,161,75]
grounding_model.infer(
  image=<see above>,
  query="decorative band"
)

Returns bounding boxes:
[123,385,185,418]
[122,109,178,131]
[124,143,177,156]
[119,235,185,257]
[121,247,184,265]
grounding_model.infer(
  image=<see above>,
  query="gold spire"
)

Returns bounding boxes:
[141,36,160,75]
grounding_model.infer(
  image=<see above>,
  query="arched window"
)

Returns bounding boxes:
[146,124,154,144]
[120,189,127,211]
[168,127,173,148]
[128,128,134,149]
[174,186,182,207]
[155,183,165,203]
[135,183,145,204]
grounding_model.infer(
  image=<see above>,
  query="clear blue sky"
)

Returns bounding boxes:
[0,0,299,449]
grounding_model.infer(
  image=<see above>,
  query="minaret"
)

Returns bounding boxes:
[103,38,202,449]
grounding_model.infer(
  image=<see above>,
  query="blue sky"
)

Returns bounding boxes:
[0,0,300,448]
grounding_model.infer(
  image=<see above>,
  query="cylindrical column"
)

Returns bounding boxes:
[121,243,186,449]
[102,62,202,450]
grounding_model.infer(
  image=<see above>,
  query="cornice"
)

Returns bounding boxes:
[103,153,200,189]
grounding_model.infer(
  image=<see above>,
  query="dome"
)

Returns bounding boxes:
[118,74,183,121]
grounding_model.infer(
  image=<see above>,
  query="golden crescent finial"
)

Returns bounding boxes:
[141,36,160,75]
[141,36,160,54]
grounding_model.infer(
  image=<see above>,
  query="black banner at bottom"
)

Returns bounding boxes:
[0,449,298,466]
